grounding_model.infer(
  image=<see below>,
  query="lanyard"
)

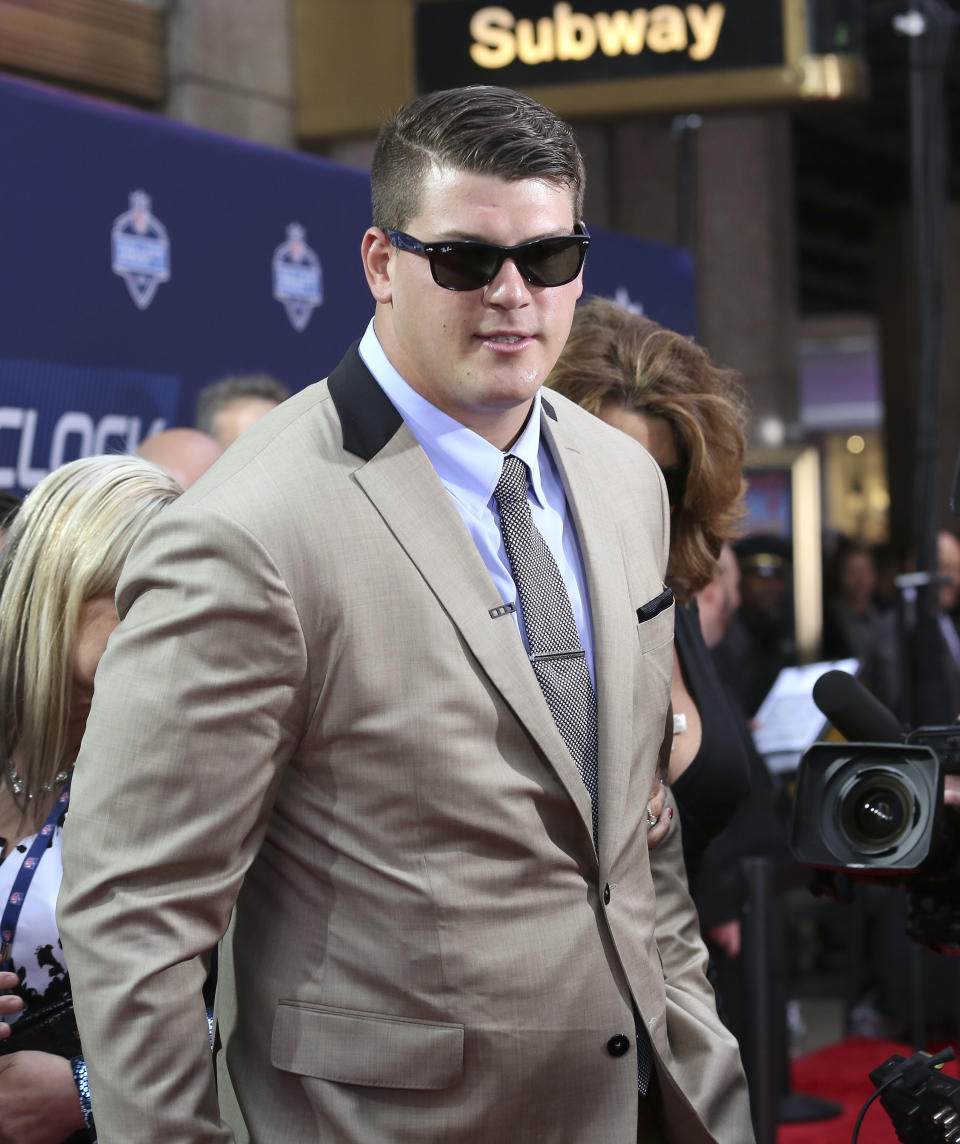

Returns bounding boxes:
[0,777,70,970]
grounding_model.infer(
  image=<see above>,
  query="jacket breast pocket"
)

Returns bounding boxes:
[271,1001,464,1091]
[636,586,674,655]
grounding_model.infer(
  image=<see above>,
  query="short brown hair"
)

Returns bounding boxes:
[371,85,585,231]
[195,374,290,436]
[547,298,749,601]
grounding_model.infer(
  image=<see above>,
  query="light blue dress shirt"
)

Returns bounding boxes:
[358,320,595,684]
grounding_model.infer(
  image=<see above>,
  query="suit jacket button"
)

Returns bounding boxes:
[602,883,611,905]
[606,1034,631,1057]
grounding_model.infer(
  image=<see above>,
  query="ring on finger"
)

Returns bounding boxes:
[646,808,659,829]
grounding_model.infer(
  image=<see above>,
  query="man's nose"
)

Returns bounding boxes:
[483,258,532,306]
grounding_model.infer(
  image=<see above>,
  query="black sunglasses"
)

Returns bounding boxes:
[386,224,590,291]
[660,464,687,509]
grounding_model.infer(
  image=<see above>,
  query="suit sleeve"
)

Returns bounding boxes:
[648,794,755,1140]
[57,504,311,1142]
[643,461,754,1141]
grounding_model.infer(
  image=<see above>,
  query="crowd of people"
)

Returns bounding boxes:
[716,524,960,729]
[0,82,952,1144]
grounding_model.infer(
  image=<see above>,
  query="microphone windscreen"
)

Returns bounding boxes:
[812,669,904,744]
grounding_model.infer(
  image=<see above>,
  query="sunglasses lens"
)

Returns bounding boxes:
[430,245,504,290]
[427,236,587,290]
[517,238,586,287]
[660,465,687,508]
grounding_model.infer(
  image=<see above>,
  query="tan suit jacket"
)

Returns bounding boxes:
[58,347,753,1143]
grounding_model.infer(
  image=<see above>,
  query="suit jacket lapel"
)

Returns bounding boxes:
[329,349,597,853]
[541,401,638,872]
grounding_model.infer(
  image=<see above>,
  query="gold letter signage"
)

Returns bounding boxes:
[468,4,727,68]
[417,0,784,92]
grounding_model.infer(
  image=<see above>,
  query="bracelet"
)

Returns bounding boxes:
[70,1055,97,1141]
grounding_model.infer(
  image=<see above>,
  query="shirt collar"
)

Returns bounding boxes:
[358,319,548,515]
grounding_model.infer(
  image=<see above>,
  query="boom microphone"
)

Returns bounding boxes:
[812,670,905,744]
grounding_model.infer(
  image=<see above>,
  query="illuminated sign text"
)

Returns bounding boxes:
[468,3,726,68]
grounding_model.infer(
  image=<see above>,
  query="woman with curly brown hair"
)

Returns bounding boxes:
[547,297,752,892]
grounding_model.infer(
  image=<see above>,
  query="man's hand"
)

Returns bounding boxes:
[0,971,23,1041]
[0,1051,84,1144]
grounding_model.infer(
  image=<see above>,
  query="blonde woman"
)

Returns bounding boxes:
[0,455,180,1142]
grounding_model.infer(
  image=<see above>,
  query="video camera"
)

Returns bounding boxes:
[791,449,960,951]
[866,1047,960,1144]
[790,669,960,951]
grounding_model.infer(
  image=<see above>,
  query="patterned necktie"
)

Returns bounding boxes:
[494,454,654,1095]
[494,454,599,848]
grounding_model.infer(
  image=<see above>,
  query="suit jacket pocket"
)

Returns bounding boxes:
[636,586,674,623]
[271,1001,464,1090]
[636,587,674,654]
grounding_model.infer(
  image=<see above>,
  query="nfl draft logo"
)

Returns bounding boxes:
[612,287,644,315]
[272,223,322,332]
[111,190,171,310]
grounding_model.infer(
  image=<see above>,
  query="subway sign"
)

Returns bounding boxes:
[415,1,863,108]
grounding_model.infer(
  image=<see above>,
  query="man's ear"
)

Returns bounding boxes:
[361,228,393,304]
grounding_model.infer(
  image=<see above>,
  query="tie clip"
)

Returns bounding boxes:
[529,649,586,663]
[489,603,516,619]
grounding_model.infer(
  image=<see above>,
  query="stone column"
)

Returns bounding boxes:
[694,112,799,443]
[599,110,799,444]
[878,204,960,554]
[942,205,960,525]
[164,0,295,148]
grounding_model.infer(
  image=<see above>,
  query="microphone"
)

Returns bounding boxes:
[812,670,905,744]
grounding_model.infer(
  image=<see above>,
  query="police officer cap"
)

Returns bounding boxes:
[735,534,791,577]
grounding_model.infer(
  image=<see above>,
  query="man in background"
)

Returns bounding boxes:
[137,426,223,488]
[696,541,741,651]
[910,528,960,725]
[695,543,791,967]
[714,535,796,717]
[695,545,812,1123]
[195,373,290,448]
[937,528,960,681]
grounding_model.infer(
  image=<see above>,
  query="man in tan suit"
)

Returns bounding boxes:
[58,87,753,1142]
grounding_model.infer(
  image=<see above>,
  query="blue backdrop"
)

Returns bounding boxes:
[0,75,695,494]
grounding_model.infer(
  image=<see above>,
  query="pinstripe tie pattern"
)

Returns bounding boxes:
[494,454,599,848]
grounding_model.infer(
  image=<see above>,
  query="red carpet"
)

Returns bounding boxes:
[777,1037,960,1143]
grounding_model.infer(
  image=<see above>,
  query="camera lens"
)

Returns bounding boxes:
[839,770,915,854]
